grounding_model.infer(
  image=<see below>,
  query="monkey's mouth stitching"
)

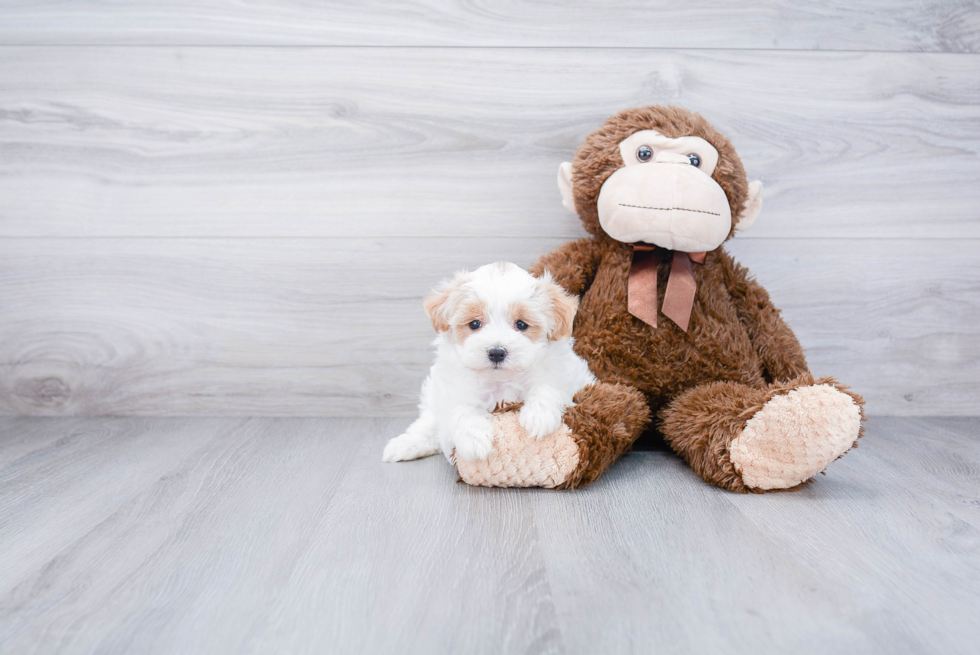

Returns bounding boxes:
[619,204,720,217]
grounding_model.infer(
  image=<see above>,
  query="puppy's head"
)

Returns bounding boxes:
[424,261,578,375]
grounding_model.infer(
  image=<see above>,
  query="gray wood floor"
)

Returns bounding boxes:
[1,417,977,654]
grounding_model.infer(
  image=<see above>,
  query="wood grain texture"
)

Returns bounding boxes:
[725,238,980,417]
[0,238,563,417]
[0,417,250,598]
[722,416,980,653]
[0,237,976,417]
[1,416,978,653]
[0,1,977,51]
[536,452,877,652]
[1,47,978,239]
[540,416,980,653]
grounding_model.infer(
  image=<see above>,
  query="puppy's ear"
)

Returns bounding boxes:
[423,270,470,334]
[541,275,578,340]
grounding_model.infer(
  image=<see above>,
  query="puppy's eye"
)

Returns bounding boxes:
[468,320,481,330]
[636,145,653,162]
[515,320,528,331]
[687,153,701,167]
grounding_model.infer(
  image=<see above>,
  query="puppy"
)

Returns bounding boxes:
[383,261,596,464]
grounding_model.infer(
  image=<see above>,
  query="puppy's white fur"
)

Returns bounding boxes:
[383,262,595,464]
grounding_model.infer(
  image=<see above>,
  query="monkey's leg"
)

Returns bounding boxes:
[660,373,865,493]
[455,382,650,489]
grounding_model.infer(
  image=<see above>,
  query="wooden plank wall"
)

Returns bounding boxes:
[1,2,978,417]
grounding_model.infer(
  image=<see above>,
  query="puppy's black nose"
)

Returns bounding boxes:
[487,347,507,363]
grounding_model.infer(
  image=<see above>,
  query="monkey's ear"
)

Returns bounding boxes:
[557,162,576,213]
[735,180,763,232]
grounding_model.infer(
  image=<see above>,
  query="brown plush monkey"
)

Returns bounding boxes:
[456,105,864,492]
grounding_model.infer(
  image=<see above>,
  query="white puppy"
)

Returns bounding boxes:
[383,261,596,464]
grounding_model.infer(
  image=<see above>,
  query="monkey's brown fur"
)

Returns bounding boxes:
[560,382,650,489]
[519,105,865,491]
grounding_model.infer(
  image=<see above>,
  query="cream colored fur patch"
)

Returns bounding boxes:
[456,412,579,488]
[729,384,861,491]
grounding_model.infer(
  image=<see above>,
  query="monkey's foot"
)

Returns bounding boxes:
[729,384,862,491]
[455,382,649,489]
[455,412,580,488]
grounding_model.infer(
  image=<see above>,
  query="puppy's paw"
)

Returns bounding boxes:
[519,401,564,440]
[382,433,438,463]
[453,418,494,462]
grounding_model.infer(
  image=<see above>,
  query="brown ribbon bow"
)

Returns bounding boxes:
[627,245,706,332]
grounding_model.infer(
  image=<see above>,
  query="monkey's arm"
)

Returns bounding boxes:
[722,253,809,382]
[528,237,604,297]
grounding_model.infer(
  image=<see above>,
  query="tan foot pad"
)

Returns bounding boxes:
[455,412,580,488]
[729,384,861,491]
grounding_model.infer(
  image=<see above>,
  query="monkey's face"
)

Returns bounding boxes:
[596,130,731,252]
[558,106,763,253]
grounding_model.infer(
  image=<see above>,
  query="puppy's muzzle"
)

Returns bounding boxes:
[487,347,507,364]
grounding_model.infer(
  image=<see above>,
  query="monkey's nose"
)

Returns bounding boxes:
[487,347,507,364]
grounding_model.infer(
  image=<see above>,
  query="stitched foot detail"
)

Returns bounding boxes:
[456,412,579,488]
[729,384,861,490]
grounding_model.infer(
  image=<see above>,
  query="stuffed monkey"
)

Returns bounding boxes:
[456,105,864,492]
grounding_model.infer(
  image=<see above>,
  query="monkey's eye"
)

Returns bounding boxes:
[636,145,653,162]
[687,153,701,167]
[515,320,528,331]
[468,320,481,330]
